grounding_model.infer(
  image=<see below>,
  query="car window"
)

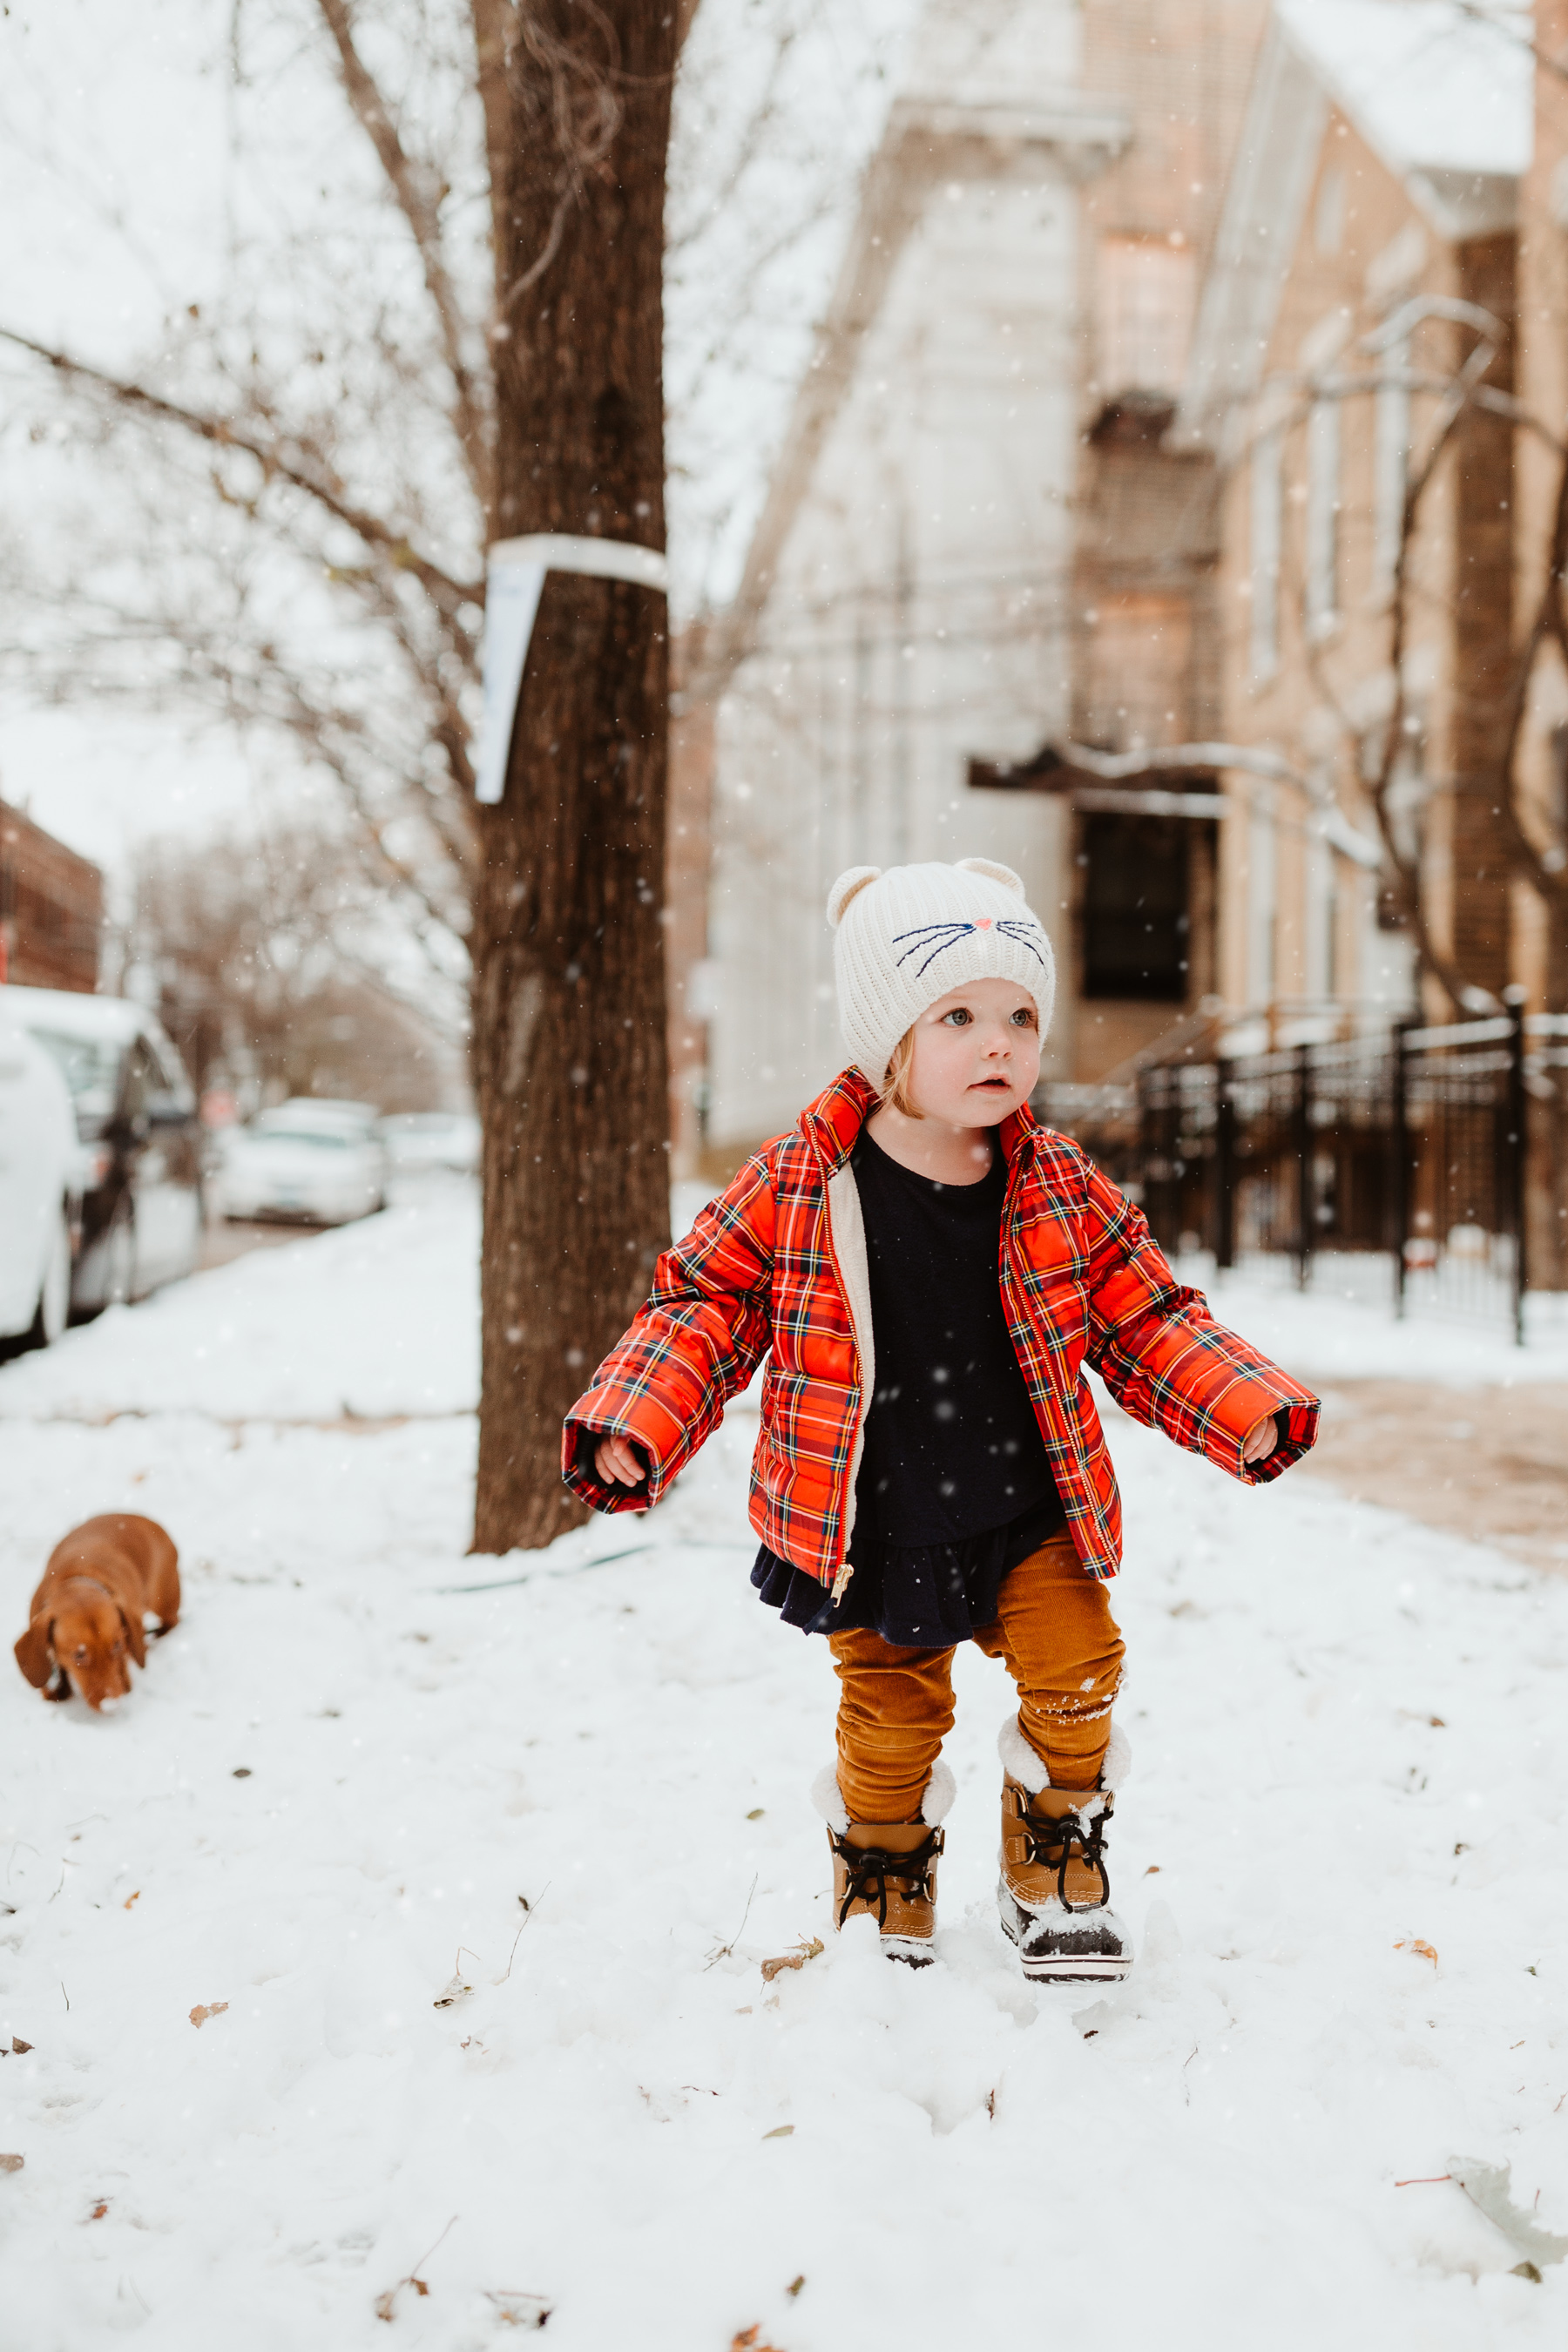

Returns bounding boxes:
[142,1029,194,1111]
[29,1026,125,1130]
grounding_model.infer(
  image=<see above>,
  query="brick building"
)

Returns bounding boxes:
[1177,0,1535,1033]
[1515,0,1568,1022]
[0,798,103,993]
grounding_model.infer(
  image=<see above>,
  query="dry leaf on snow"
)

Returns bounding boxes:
[484,2289,551,2328]
[0,2154,23,2174]
[375,2217,457,2321]
[189,2002,229,2028]
[1395,1940,1438,1967]
[760,1938,823,1984]
[375,2279,431,2321]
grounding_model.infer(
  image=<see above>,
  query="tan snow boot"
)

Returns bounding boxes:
[996,1714,1133,1984]
[812,1760,955,1967]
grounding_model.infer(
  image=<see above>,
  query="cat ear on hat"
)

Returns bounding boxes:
[955,857,1025,896]
[826,866,882,929]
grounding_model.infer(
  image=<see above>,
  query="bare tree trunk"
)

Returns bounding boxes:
[1450,232,1517,1002]
[1544,921,1568,1292]
[470,1,675,1554]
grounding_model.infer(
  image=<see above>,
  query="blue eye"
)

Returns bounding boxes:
[943,1008,972,1027]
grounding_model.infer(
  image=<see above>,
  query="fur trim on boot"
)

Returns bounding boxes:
[995,1714,1132,1984]
[809,1763,849,1832]
[996,1713,1132,1798]
[811,1756,956,1830]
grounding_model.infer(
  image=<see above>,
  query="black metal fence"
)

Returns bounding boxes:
[1041,1004,1568,1342]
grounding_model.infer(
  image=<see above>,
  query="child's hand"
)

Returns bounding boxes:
[594,1433,648,1488]
[1242,1415,1279,1464]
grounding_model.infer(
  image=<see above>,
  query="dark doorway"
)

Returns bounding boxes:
[1080,812,1203,1002]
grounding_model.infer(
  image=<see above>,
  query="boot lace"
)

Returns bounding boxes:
[1018,1802,1111,1914]
[831,1828,943,1930]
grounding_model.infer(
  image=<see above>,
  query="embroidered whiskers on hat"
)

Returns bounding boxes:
[826,858,1056,1085]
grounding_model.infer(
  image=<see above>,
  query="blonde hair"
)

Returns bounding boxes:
[879,1025,922,1118]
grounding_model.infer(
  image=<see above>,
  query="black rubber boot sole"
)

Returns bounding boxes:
[997,1882,1132,1983]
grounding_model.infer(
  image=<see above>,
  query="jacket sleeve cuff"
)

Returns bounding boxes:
[560,1416,659,1515]
[1232,1394,1320,1484]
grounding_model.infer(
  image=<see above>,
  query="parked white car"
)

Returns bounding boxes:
[214,1103,387,1226]
[0,1005,77,1348]
[267,1097,382,1137]
[2,984,205,1314]
[378,1111,481,1175]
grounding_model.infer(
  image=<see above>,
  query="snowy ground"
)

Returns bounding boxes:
[4,1182,1568,2348]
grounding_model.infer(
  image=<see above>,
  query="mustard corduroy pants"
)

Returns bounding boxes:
[828,1531,1125,1822]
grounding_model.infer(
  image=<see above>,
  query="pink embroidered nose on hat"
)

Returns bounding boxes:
[825,857,1057,1086]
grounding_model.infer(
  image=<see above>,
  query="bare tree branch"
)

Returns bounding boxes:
[1356,327,1502,1010]
[665,11,801,260]
[314,0,493,514]
[0,322,483,649]
[497,189,573,314]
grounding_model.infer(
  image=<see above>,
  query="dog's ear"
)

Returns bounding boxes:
[120,1606,147,1670]
[15,1617,55,1689]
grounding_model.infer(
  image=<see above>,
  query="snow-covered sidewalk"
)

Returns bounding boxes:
[3,1186,1568,2349]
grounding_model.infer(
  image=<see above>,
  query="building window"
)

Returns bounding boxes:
[1080,591,1192,751]
[1306,395,1341,632]
[1080,812,1193,1003]
[1097,236,1196,399]
[1374,336,1409,591]
[1250,429,1282,683]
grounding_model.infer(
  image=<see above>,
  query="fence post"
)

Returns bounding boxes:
[1213,1058,1236,1270]
[1391,1016,1411,1319]
[1294,1040,1313,1292]
[1504,984,1529,1347]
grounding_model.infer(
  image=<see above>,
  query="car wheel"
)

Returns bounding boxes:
[24,1208,71,1350]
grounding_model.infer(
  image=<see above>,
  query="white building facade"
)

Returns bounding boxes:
[705,2,1130,1148]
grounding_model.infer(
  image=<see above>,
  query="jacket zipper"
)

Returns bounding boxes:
[814,1128,862,1601]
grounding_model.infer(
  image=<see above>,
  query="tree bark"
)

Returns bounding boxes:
[470,1,675,1555]
[1450,233,1517,1002]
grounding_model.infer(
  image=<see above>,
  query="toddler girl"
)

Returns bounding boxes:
[564,859,1318,1980]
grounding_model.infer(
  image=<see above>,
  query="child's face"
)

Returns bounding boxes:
[904,978,1041,1127]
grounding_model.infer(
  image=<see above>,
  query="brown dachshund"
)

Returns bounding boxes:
[14,1514,180,1711]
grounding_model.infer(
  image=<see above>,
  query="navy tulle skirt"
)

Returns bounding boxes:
[750,1487,1069,1649]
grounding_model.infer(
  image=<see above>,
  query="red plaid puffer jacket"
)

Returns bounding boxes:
[562,1069,1319,1590]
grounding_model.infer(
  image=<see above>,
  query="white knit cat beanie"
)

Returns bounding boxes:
[826,858,1056,1085]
